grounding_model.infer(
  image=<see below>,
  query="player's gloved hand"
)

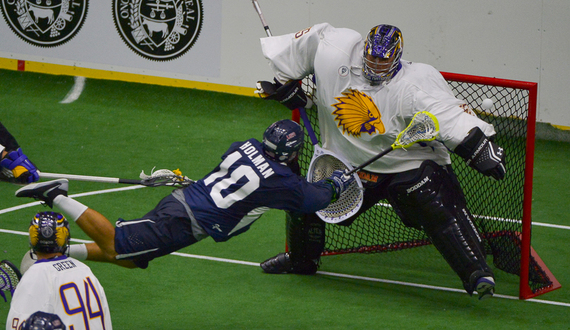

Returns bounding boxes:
[255,78,312,110]
[325,170,356,202]
[454,127,506,180]
[0,148,40,183]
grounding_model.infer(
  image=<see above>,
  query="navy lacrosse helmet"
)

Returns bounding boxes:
[362,24,403,84]
[262,119,304,163]
[29,212,70,254]
[21,311,66,330]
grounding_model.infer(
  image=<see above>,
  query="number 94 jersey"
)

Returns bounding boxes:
[6,256,112,330]
[183,139,333,242]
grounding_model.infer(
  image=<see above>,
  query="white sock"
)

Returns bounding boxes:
[68,244,88,261]
[54,195,88,222]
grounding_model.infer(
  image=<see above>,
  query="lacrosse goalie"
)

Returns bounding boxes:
[256,23,505,299]
[15,120,354,273]
[6,212,112,330]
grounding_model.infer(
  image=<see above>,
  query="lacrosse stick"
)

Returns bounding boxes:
[251,1,363,224]
[0,260,22,302]
[252,0,272,37]
[38,168,194,187]
[346,111,440,176]
[301,107,364,224]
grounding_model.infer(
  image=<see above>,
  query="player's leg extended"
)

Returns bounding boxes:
[387,160,495,299]
[260,211,325,274]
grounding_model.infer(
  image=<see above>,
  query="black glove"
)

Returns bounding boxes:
[454,127,506,180]
[255,78,309,110]
[325,170,356,202]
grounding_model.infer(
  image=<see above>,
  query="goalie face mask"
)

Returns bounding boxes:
[262,119,304,163]
[363,24,403,85]
[29,211,70,255]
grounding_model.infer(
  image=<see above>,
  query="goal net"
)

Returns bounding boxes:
[295,72,560,300]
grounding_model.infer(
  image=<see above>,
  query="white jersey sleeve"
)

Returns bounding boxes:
[261,23,341,83]
[6,257,112,330]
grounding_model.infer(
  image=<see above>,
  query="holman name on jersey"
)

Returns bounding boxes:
[239,141,274,179]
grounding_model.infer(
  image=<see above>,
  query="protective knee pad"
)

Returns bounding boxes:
[286,211,325,268]
[387,160,492,293]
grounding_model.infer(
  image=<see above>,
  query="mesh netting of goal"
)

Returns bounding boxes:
[294,72,560,300]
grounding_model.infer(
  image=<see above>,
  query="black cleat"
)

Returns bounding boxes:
[260,252,318,275]
[261,252,293,274]
[15,179,68,208]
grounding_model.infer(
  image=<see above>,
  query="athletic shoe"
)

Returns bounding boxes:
[261,252,293,274]
[475,276,495,300]
[15,179,68,208]
[260,252,318,275]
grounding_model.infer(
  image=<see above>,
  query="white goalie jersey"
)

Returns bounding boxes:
[6,256,112,330]
[261,23,496,173]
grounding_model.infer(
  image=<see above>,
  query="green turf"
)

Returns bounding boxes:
[1,69,569,329]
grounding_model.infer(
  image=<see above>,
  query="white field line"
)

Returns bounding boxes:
[1,187,569,307]
[60,76,86,104]
[375,202,570,230]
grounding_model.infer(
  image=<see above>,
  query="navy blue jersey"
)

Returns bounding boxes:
[183,138,333,242]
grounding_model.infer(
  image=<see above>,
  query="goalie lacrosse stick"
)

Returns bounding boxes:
[252,2,363,224]
[0,260,22,302]
[346,111,440,176]
[38,168,194,188]
[300,107,364,224]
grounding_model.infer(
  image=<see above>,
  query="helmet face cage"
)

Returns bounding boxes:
[262,119,304,163]
[29,212,70,255]
[362,25,403,84]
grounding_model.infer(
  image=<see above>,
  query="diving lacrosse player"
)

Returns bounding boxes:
[256,24,505,299]
[0,121,39,184]
[15,120,354,272]
[6,212,112,330]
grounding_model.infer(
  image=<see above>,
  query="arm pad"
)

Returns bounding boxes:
[256,79,309,110]
[454,127,506,180]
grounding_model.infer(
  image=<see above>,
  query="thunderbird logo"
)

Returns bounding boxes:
[332,89,385,137]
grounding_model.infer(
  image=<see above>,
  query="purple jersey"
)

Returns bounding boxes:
[183,138,333,242]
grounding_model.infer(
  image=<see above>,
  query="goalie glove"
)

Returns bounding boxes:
[325,170,356,202]
[454,127,506,180]
[0,148,39,183]
[255,78,312,110]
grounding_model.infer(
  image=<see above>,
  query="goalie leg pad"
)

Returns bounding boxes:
[260,211,324,275]
[387,160,493,294]
[285,211,324,274]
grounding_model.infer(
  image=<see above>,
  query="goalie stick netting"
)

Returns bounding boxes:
[294,73,560,300]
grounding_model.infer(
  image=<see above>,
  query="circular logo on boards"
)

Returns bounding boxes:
[113,0,203,61]
[0,0,88,47]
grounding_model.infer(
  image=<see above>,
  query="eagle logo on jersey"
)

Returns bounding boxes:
[332,89,385,137]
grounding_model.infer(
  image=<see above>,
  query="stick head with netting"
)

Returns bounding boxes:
[0,260,22,302]
[393,111,440,149]
[307,148,363,224]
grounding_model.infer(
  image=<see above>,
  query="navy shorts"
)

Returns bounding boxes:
[114,194,200,268]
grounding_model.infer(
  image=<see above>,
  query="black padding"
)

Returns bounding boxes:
[386,160,493,293]
[286,211,325,269]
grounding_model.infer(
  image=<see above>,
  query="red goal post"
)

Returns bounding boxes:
[294,72,560,300]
